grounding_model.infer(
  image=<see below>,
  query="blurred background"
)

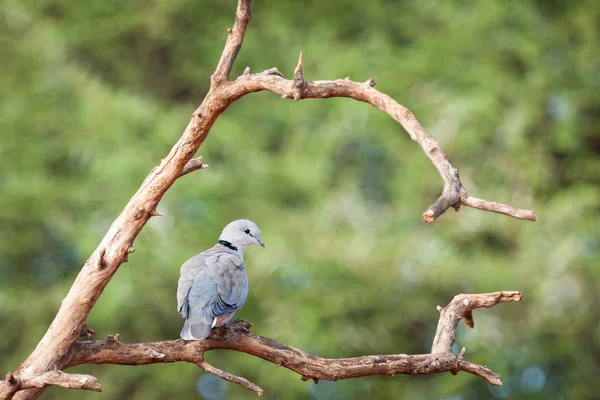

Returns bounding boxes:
[1,0,599,399]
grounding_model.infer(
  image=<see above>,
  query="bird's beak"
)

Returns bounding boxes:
[257,238,265,248]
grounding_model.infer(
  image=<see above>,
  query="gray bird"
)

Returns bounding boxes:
[177,219,264,340]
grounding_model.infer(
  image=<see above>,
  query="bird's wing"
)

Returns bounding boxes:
[211,252,248,311]
[187,252,247,316]
[177,248,215,318]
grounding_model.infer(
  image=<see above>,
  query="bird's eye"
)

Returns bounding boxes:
[244,229,250,234]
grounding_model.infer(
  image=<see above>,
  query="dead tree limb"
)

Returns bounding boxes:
[224,68,537,223]
[2,0,533,398]
[57,291,521,394]
[0,371,100,399]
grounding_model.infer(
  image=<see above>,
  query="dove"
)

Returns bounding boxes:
[177,219,264,340]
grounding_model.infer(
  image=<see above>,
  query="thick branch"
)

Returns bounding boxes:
[68,335,500,385]
[62,291,518,392]
[10,5,252,400]
[66,326,499,386]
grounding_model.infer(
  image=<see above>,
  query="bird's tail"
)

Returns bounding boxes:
[180,319,212,340]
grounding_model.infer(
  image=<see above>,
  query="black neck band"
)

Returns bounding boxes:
[218,240,238,251]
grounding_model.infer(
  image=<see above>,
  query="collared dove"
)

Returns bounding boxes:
[177,219,264,340]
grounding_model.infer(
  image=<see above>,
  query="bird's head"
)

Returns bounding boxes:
[219,219,265,251]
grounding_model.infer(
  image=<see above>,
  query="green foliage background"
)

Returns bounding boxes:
[1,0,599,399]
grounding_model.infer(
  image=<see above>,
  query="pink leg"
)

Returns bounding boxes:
[213,312,235,327]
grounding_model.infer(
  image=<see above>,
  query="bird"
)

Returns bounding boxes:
[177,219,264,340]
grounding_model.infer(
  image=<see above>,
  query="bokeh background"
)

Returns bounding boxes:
[1,0,599,399]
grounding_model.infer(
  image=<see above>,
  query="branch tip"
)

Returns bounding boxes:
[292,51,305,101]
[180,157,207,177]
[461,195,537,222]
[423,210,436,223]
[211,0,252,85]
[294,51,304,75]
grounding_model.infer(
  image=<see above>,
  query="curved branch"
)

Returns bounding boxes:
[221,73,537,223]
[3,0,533,398]
[61,291,520,394]
[430,291,523,354]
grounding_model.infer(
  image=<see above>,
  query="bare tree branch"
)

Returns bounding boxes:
[8,2,256,397]
[219,74,537,223]
[23,372,100,392]
[430,291,523,354]
[211,0,252,86]
[58,291,519,394]
[461,195,537,221]
[0,372,100,398]
[2,0,533,398]
[197,360,263,395]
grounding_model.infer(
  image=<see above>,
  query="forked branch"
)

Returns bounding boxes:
[207,0,537,222]
[58,291,521,394]
[2,0,532,399]
[226,63,537,223]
